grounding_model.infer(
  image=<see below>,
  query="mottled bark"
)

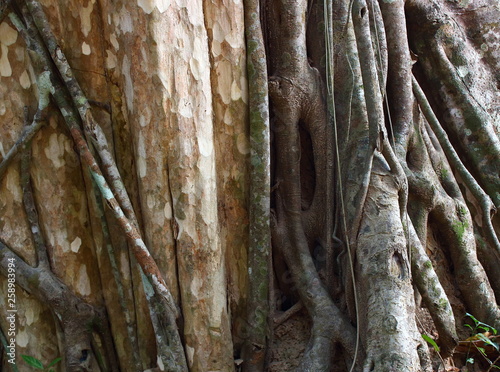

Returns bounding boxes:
[0,0,499,371]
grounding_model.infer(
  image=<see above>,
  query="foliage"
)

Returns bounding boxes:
[21,355,61,372]
[422,334,440,353]
[465,313,498,336]
[463,314,500,371]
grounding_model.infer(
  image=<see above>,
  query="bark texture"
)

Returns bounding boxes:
[0,0,499,371]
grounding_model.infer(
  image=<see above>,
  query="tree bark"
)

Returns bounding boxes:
[0,0,499,371]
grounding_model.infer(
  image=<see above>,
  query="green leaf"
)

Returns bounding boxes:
[47,357,62,368]
[466,313,479,325]
[476,346,486,356]
[465,324,474,331]
[21,355,44,370]
[466,357,474,364]
[422,334,440,352]
[477,333,499,351]
[476,320,496,333]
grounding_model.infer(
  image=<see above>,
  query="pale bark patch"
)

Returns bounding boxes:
[105,50,117,68]
[0,22,18,46]
[139,106,152,127]
[164,201,172,219]
[71,236,82,252]
[240,75,248,104]
[14,46,25,62]
[81,41,91,55]
[16,329,29,347]
[177,97,194,118]
[138,157,147,178]
[44,133,69,168]
[137,130,147,177]
[25,303,41,326]
[5,167,21,201]
[216,60,233,104]
[185,345,195,367]
[198,135,213,157]
[79,0,95,37]
[110,33,120,50]
[51,230,70,253]
[0,44,12,77]
[138,0,155,14]
[77,264,92,296]
[116,6,134,34]
[19,70,31,89]
[223,107,233,125]
[231,79,242,101]
[211,39,222,57]
[122,55,134,112]
[236,132,250,154]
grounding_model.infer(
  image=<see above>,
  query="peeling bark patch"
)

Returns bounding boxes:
[138,0,155,13]
[138,0,171,14]
[71,237,82,252]
[236,132,250,154]
[48,230,70,253]
[0,45,12,77]
[156,1,172,13]
[177,97,193,118]
[82,42,91,55]
[189,37,205,80]
[211,39,221,57]
[137,131,147,177]
[6,169,21,202]
[197,135,213,157]
[44,134,69,168]
[223,107,233,125]
[139,107,151,127]
[25,305,40,326]
[216,60,232,104]
[146,194,155,210]
[0,22,18,46]
[105,50,117,69]
[77,265,91,296]
[116,6,133,34]
[79,1,95,37]
[231,79,242,101]
[19,70,31,89]
[0,23,17,76]
[110,33,119,50]
[157,355,165,371]
[185,345,194,368]
[190,275,202,298]
[122,56,134,112]
[163,202,172,219]
[16,330,29,347]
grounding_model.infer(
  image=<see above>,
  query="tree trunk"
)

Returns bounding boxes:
[0,0,499,371]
